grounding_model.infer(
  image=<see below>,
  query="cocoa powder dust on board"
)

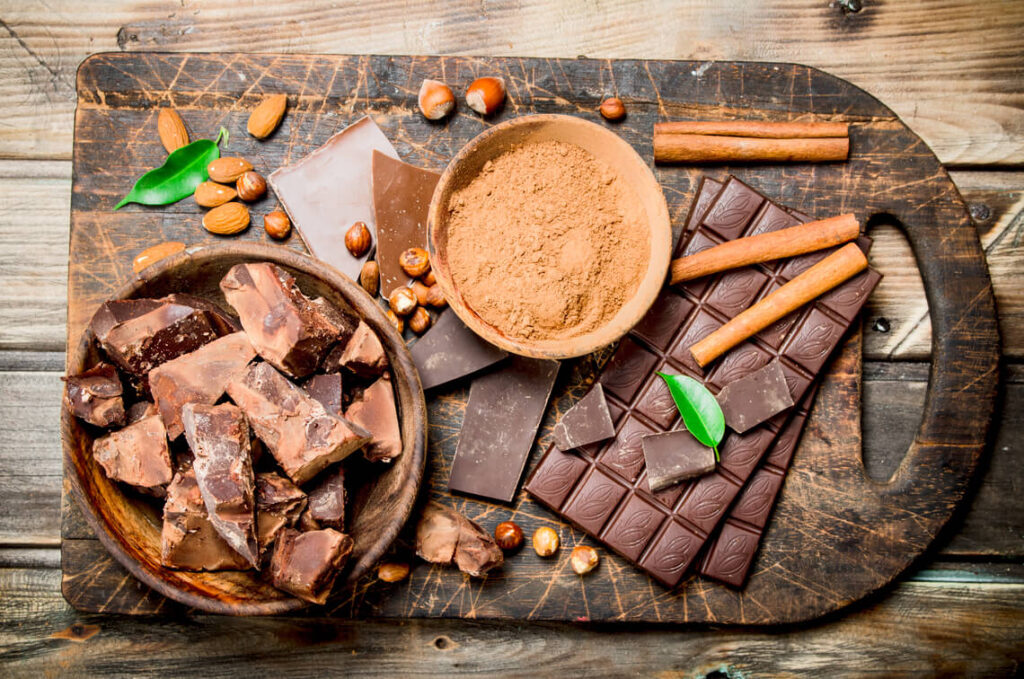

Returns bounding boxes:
[445,140,650,342]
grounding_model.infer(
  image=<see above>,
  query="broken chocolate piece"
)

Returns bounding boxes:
[63,361,125,428]
[327,321,388,377]
[552,384,615,451]
[92,414,172,492]
[449,357,560,503]
[226,362,371,485]
[149,332,257,439]
[715,360,795,434]
[181,402,259,568]
[371,151,441,297]
[268,116,400,281]
[344,376,402,463]
[220,262,347,378]
[302,373,344,416]
[126,400,158,424]
[256,472,307,557]
[303,466,346,530]
[409,310,508,390]
[415,501,503,577]
[642,430,717,492]
[161,469,250,571]
[161,293,241,335]
[270,528,354,604]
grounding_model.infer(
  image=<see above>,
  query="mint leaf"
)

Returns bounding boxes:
[656,372,725,460]
[115,127,228,210]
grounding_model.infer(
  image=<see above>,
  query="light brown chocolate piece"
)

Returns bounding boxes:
[63,362,125,428]
[256,472,307,558]
[344,376,402,462]
[161,469,250,571]
[225,362,371,485]
[302,466,346,530]
[219,262,348,378]
[182,402,259,568]
[149,332,257,439]
[415,501,503,577]
[270,528,354,604]
[92,414,172,492]
[326,321,387,377]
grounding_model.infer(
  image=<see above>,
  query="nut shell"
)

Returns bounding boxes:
[570,545,599,575]
[157,108,189,153]
[194,181,237,208]
[202,202,250,235]
[494,521,524,551]
[399,247,431,278]
[385,309,404,334]
[133,241,185,273]
[388,287,418,317]
[466,77,506,116]
[236,171,267,202]
[207,157,253,183]
[247,93,287,139]
[345,221,372,257]
[360,260,381,297]
[263,211,291,240]
[418,79,456,120]
[410,280,430,306]
[408,306,432,335]
[425,284,447,308]
[599,97,626,121]
[422,270,437,286]
[532,526,560,557]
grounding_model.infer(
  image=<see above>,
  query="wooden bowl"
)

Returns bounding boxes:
[61,243,427,615]
[427,114,671,359]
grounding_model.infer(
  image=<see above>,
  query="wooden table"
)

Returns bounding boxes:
[1,1,1022,675]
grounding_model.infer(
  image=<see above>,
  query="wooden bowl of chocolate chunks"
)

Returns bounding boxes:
[61,243,427,614]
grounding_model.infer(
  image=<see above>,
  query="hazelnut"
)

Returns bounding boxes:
[599,97,626,121]
[388,287,418,317]
[385,309,404,334]
[570,545,599,575]
[422,270,437,286]
[418,79,455,120]
[532,526,560,557]
[236,171,267,202]
[360,260,380,297]
[494,521,524,551]
[425,284,447,308]
[408,306,432,335]
[410,280,430,305]
[377,562,410,583]
[263,210,291,240]
[399,247,431,278]
[345,221,372,257]
[466,77,506,116]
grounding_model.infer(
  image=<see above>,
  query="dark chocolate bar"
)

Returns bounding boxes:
[525,176,881,587]
[409,310,508,390]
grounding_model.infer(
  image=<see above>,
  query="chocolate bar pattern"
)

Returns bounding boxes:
[525,176,881,587]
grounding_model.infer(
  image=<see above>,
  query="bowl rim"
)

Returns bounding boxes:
[427,113,672,360]
[61,242,427,615]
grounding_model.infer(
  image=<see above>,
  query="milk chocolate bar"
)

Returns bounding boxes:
[93,414,173,493]
[270,528,354,604]
[344,376,402,462]
[256,472,307,558]
[181,402,259,568]
[63,362,125,428]
[226,362,371,485]
[553,384,616,451]
[409,309,508,390]
[161,469,250,571]
[302,466,346,530]
[525,176,880,587]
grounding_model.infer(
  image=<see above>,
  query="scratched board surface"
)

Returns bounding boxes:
[63,54,997,623]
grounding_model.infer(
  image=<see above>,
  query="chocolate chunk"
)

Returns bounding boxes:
[409,310,508,390]
[89,298,225,379]
[226,362,371,485]
[552,383,615,451]
[415,501,503,577]
[302,373,344,416]
[220,262,348,378]
[63,361,125,428]
[303,466,346,530]
[149,332,257,439]
[160,293,241,335]
[256,472,307,558]
[126,400,158,424]
[642,430,716,492]
[181,402,259,568]
[270,528,354,604]
[449,357,559,503]
[92,414,172,492]
[371,151,441,297]
[326,321,388,378]
[715,360,794,434]
[161,469,250,571]
[268,116,400,281]
[344,376,402,463]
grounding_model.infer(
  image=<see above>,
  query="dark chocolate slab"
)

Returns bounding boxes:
[409,309,508,390]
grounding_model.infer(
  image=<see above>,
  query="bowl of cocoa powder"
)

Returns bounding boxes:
[427,114,671,359]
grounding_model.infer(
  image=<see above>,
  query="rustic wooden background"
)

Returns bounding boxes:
[1,0,1022,676]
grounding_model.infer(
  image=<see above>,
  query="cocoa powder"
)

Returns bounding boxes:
[445,140,650,342]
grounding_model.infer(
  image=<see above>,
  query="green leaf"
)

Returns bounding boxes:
[114,127,227,210]
[656,372,725,460]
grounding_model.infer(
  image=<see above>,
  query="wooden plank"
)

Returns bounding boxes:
[1,566,1022,677]
[1,1,1022,165]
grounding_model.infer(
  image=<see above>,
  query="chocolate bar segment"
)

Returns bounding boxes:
[63,362,125,428]
[642,430,716,492]
[553,384,616,451]
[256,472,307,558]
[344,376,402,463]
[93,414,172,493]
[226,362,371,485]
[409,309,508,390]
[220,262,347,378]
[161,469,250,571]
[525,176,880,587]
[715,360,794,434]
[270,528,354,604]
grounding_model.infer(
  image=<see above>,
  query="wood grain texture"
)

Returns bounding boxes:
[1,1,1022,164]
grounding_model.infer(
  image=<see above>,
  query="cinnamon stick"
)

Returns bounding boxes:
[689,243,868,368]
[654,134,849,164]
[670,214,860,285]
[654,121,849,139]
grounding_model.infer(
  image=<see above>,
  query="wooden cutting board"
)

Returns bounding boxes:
[62,53,998,623]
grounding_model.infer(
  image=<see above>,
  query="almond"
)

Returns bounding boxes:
[194,181,237,208]
[207,157,253,183]
[132,241,186,273]
[247,93,288,139]
[202,202,250,235]
[158,108,189,153]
